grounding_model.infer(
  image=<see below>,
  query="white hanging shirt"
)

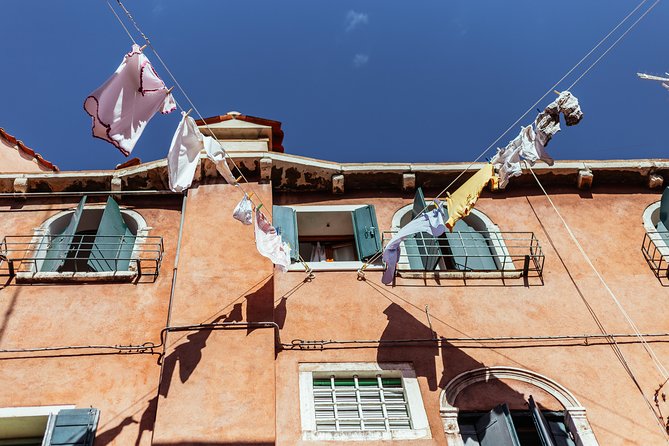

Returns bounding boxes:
[84,44,176,156]
[233,194,254,225]
[381,202,447,284]
[167,112,203,192]
[254,207,291,272]
[203,136,237,184]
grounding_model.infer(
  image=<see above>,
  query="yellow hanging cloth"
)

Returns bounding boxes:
[445,163,497,230]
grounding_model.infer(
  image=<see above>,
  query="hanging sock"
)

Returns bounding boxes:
[84,44,176,156]
[233,194,253,225]
[167,112,204,192]
[203,136,237,184]
[254,206,291,272]
[445,164,497,230]
[382,201,447,285]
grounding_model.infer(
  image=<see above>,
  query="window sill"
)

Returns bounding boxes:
[397,270,522,279]
[302,428,431,441]
[16,270,138,284]
[288,261,384,272]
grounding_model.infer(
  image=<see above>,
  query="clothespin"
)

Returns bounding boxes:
[139,44,148,52]
[554,90,561,95]
[166,86,174,95]
[184,108,193,118]
[235,175,244,183]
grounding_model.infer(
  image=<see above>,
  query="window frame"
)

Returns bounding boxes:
[281,205,384,272]
[299,362,431,441]
[0,405,75,445]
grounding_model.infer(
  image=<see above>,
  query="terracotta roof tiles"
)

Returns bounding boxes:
[0,127,59,172]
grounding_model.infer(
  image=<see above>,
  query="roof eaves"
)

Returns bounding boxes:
[0,127,59,172]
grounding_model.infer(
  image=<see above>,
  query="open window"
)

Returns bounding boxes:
[642,187,669,282]
[273,204,382,271]
[0,406,99,446]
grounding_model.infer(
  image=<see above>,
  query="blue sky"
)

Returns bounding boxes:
[1,0,668,170]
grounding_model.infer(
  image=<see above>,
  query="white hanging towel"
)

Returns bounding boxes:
[167,112,204,192]
[254,206,291,272]
[203,136,237,184]
[84,44,176,156]
[233,194,253,225]
[381,202,447,284]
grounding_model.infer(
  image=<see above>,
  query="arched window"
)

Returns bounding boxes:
[440,367,600,446]
[641,187,669,280]
[390,188,514,275]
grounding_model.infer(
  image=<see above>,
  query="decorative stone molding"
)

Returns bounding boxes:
[332,174,345,194]
[260,157,273,183]
[649,173,664,189]
[13,177,28,194]
[402,173,416,192]
[577,169,593,190]
[439,366,599,446]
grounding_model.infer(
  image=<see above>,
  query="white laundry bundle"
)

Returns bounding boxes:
[233,194,254,225]
[492,91,583,188]
[84,44,176,156]
[203,136,237,185]
[254,206,291,272]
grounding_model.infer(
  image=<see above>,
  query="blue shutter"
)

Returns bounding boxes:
[48,408,99,446]
[88,197,134,272]
[529,396,557,446]
[442,217,497,271]
[475,404,521,446]
[272,205,299,261]
[547,419,576,446]
[42,196,87,272]
[406,188,441,271]
[352,205,382,261]
[660,186,669,228]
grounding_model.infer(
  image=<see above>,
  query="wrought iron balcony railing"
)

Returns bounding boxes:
[642,230,669,283]
[0,234,163,281]
[382,230,544,280]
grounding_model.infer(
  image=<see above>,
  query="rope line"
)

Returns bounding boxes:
[359,0,659,272]
[106,0,136,44]
[107,0,313,273]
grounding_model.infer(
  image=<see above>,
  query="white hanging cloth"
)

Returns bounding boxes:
[233,194,254,225]
[381,201,447,284]
[84,44,176,156]
[309,242,327,262]
[167,112,203,192]
[203,136,237,184]
[254,206,291,272]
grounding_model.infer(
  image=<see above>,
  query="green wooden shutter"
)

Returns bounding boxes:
[547,419,576,446]
[42,196,87,272]
[405,188,441,271]
[48,408,99,446]
[352,205,382,261]
[272,205,299,261]
[660,186,669,228]
[88,197,134,272]
[475,404,521,446]
[529,396,557,446]
[442,218,497,271]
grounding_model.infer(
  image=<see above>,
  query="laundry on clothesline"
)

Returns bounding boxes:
[254,206,291,272]
[167,112,204,192]
[203,136,237,185]
[381,201,447,284]
[233,194,254,225]
[445,163,497,230]
[492,91,584,188]
[84,44,176,156]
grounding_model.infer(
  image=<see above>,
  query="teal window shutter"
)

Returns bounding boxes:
[272,205,299,261]
[475,404,521,446]
[352,205,382,261]
[88,197,134,272]
[42,196,87,272]
[48,408,99,446]
[529,396,557,446]
[659,186,669,228]
[408,188,441,271]
[442,217,497,271]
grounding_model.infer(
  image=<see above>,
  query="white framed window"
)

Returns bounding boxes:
[299,362,431,441]
[0,405,100,446]
[273,205,384,271]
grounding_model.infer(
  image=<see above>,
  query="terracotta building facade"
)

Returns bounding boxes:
[1,120,669,445]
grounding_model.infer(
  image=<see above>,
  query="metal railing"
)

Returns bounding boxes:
[642,230,669,283]
[0,234,163,280]
[382,230,544,279]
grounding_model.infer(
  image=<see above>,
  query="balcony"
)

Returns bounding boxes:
[642,230,669,284]
[382,231,544,283]
[0,234,163,283]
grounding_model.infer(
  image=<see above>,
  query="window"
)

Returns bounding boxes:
[642,187,669,281]
[273,205,383,271]
[388,188,543,279]
[299,363,431,441]
[458,399,575,446]
[0,406,98,446]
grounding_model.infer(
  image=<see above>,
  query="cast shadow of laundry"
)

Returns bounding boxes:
[95,415,137,445]
[245,278,274,335]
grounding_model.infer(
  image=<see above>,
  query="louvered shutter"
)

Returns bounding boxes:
[404,188,441,271]
[272,205,299,261]
[547,419,576,446]
[88,197,134,272]
[47,408,99,446]
[474,404,521,446]
[442,218,497,271]
[42,196,87,272]
[529,396,557,446]
[352,205,381,261]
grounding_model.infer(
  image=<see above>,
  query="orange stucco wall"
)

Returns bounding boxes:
[0,138,52,172]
